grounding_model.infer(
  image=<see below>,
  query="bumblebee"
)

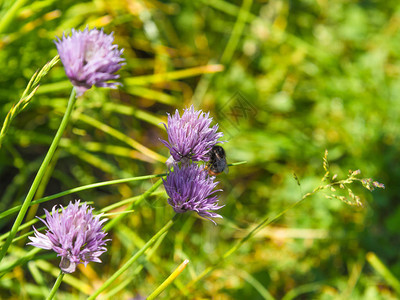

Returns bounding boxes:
[206,145,228,176]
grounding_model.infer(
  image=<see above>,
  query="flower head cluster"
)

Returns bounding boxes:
[160,106,226,224]
[160,105,223,163]
[163,163,224,224]
[55,27,125,97]
[28,201,109,273]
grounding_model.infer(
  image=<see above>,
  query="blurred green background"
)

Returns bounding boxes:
[0,0,397,299]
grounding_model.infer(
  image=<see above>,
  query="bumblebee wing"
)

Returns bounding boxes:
[224,164,229,174]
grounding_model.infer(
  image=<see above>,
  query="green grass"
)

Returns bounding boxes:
[0,0,397,299]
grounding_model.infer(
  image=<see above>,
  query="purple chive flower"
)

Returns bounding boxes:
[160,105,224,163]
[55,27,125,97]
[163,163,224,224]
[28,200,110,273]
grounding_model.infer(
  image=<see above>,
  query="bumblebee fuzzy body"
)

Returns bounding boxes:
[207,145,228,176]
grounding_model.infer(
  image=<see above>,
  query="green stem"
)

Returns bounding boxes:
[185,168,342,291]
[220,0,253,64]
[0,247,42,276]
[78,113,167,163]
[0,173,166,220]
[0,88,77,264]
[46,271,64,300]
[0,162,245,220]
[366,252,400,295]
[103,178,164,231]
[19,149,61,246]
[124,64,224,85]
[87,214,180,300]
[147,259,189,300]
[186,194,308,289]
[238,270,275,300]
[0,0,29,34]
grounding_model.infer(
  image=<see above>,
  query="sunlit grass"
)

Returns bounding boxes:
[0,0,396,299]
